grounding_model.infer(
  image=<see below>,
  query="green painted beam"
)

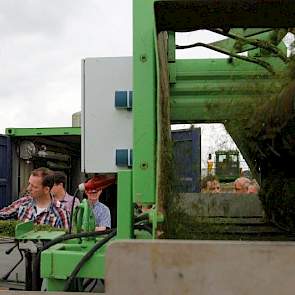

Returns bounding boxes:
[171,95,268,123]
[170,57,286,122]
[171,81,281,95]
[5,127,81,136]
[133,0,156,204]
[174,57,286,75]
[117,170,133,239]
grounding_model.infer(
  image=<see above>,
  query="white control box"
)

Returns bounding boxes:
[81,57,132,173]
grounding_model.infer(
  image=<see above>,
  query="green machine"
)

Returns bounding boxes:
[4,0,295,292]
[215,150,240,182]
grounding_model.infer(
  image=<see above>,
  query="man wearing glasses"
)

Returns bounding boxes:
[85,188,111,231]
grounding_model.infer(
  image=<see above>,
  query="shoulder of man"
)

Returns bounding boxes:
[96,202,110,212]
[65,193,80,204]
[19,195,32,201]
[18,197,35,219]
[19,196,34,207]
[14,195,33,205]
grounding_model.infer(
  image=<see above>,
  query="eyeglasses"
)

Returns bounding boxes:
[86,190,98,194]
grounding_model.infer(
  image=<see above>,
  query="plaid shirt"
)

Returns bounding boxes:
[60,192,80,214]
[0,195,69,229]
[0,195,32,220]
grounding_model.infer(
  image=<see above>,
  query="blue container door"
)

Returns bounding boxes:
[172,128,201,193]
[0,135,12,208]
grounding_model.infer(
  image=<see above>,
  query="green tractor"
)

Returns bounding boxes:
[215,150,240,182]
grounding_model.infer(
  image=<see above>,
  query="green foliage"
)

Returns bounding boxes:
[0,220,20,237]
[0,220,64,237]
[224,56,295,232]
[260,173,295,231]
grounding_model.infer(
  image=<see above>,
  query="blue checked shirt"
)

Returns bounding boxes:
[90,201,111,228]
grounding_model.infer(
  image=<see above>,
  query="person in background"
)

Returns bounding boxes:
[85,188,111,231]
[0,167,69,228]
[241,170,252,180]
[247,179,260,194]
[207,153,214,175]
[51,171,80,214]
[201,175,221,193]
[234,177,251,193]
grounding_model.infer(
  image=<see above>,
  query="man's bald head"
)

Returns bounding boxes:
[234,177,251,193]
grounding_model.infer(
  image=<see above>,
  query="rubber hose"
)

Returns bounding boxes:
[63,229,117,292]
[32,229,113,291]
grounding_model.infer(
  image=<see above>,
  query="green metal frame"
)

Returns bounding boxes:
[117,170,133,239]
[5,127,81,136]
[133,0,157,204]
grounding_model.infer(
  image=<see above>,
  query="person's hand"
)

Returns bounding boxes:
[95,226,106,231]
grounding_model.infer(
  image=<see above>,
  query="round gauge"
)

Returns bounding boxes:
[19,140,36,160]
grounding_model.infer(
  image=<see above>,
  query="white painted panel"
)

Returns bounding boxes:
[82,57,132,173]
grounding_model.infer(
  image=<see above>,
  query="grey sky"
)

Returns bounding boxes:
[0,0,132,133]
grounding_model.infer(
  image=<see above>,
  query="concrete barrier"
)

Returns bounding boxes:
[106,240,295,295]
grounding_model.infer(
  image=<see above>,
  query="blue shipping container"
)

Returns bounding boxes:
[172,127,201,193]
[0,135,12,208]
